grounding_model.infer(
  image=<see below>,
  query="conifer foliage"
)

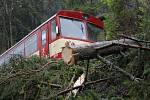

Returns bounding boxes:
[0,0,150,99]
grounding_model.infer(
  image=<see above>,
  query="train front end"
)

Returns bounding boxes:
[49,10,105,58]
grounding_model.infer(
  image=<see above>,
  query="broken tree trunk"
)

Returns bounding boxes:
[62,39,136,65]
[62,39,150,65]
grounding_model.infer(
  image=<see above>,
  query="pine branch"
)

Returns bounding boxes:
[40,81,62,88]
[97,55,141,82]
[119,34,150,43]
[52,77,115,98]
[113,42,150,51]
[0,61,57,85]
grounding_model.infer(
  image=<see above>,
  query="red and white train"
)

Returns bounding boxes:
[0,10,105,65]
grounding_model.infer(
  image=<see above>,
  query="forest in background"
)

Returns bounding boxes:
[0,0,150,53]
[0,0,150,100]
[0,0,150,54]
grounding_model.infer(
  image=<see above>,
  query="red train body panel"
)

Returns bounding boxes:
[0,10,105,65]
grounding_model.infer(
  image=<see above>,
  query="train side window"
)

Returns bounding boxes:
[25,34,37,56]
[51,19,56,40]
[42,30,47,46]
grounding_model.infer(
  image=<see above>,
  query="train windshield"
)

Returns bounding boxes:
[60,17,105,41]
[87,23,105,41]
[60,17,86,39]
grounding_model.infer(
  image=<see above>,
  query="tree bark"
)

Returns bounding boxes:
[62,39,150,65]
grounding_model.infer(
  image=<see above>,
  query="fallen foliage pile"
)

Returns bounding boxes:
[0,54,149,100]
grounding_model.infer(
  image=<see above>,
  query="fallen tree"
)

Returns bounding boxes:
[62,38,150,65]
[61,37,150,98]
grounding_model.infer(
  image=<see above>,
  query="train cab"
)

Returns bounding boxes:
[49,10,105,58]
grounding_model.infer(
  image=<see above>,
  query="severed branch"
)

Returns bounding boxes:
[97,55,141,82]
[112,42,150,51]
[119,34,150,43]
[62,39,134,65]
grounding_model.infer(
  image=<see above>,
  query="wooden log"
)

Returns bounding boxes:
[62,39,136,65]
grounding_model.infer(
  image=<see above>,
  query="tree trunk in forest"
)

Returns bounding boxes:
[9,16,13,46]
[9,0,14,46]
[62,39,150,65]
[2,0,14,47]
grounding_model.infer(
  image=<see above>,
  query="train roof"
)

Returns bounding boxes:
[57,10,103,28]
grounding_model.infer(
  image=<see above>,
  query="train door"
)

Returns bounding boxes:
[39,23,49,57]
[49,18,57,57]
